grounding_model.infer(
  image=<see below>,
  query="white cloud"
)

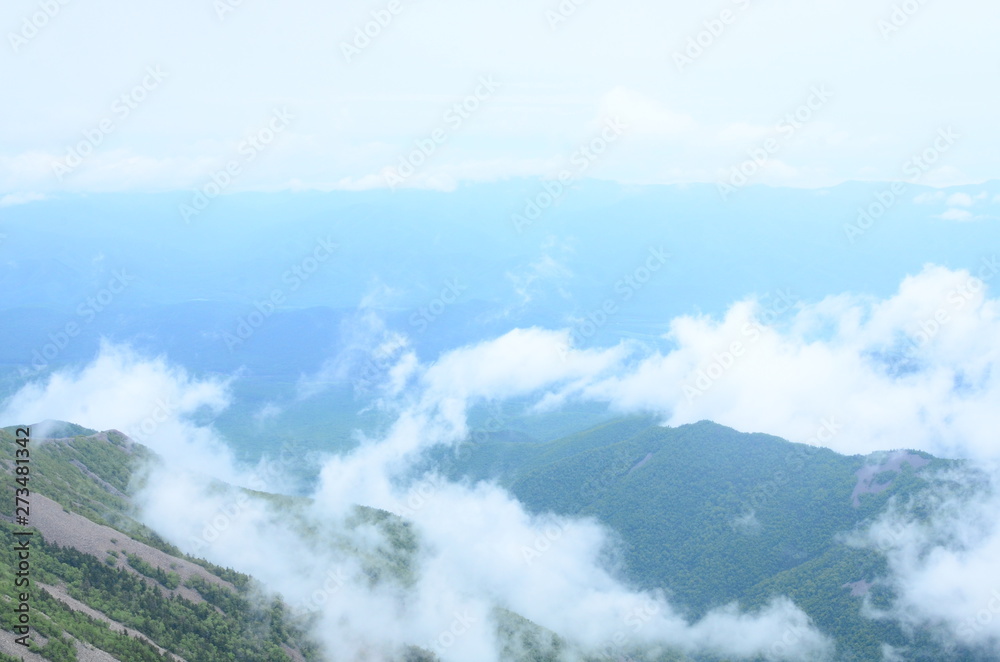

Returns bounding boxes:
[716,121,772,145]
[296,263,1000,469]
[881,643,907,661]
[0,336,832,660]
[938,208,975,221]
[913,191,946,204]
[947,192,974,207]
[0,192,45,207]
[598,87,697,138]
[252,402,283,423]
[4,1,1000,191]
[296,302,409,400]
[293,326,834,660]
[570,264,1000,461]
[504,252,574,306]
[850,466,1000,653]
[0,341,241,481]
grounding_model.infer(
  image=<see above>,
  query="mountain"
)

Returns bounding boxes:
[0,424,326,662]
[0,418,989,661]
[431,417,986,661]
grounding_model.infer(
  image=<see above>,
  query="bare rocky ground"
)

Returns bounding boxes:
[851,450,930,507]
[0,611,48,661]
[37,582,187,662]
[0,494,234,660]
[1,430,310,661]
[31,491,234,604]
[0,615,144,662]
[71,641,121,662]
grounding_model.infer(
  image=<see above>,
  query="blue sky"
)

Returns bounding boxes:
[2,0,999,195]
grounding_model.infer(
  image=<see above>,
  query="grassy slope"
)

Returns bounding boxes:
[0,425,320,662]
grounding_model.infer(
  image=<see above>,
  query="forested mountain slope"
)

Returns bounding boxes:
[436,418,984,661]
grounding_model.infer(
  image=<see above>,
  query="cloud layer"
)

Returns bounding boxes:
[573,263,1000,462]
[4,0,1000,193]
[0,343,832,660]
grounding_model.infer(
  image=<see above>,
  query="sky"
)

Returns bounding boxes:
[2,0,999,195]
